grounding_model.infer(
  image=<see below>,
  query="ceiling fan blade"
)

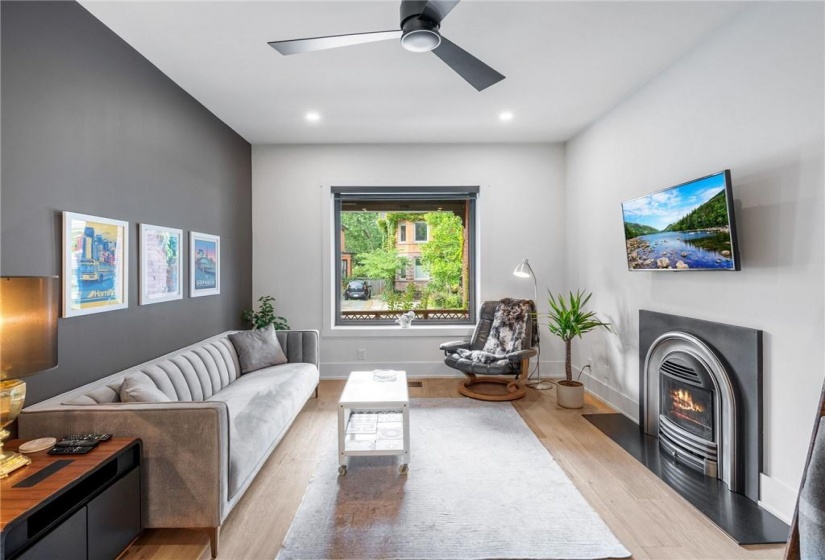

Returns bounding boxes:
[268,30,402,56]
[431,36,505,91]
[419,0,460,24]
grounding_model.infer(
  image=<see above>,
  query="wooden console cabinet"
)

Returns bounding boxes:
[1,438,141,560]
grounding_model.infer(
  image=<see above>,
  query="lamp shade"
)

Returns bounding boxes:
[0,276,59,380]
[513,259,534,279]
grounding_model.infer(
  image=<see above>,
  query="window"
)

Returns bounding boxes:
[414,257,429,280]
[333,186,478,326]
[414,222,428,242]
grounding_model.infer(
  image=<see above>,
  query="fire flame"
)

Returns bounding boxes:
[671,388,705,414]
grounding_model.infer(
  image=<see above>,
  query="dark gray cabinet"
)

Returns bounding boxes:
[17,508,87,560]
[1,439,141,560]
[87,468,141,560]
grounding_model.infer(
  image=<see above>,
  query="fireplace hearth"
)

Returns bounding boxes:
[584,310,789,545]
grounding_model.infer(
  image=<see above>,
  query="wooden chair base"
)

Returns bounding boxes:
[458,376,526,402]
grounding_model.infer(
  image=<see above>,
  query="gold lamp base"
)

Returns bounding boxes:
[0,379,30,478]
[0,448,31,478]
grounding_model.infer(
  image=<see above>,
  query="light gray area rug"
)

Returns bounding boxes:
[277,398,631,560]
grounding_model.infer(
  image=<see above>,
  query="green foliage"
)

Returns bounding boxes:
[624,222,659,239]
[402,283,418,311]
[368,209,468,312]
[340,212,384,255]
[546,290,611,341]
[383,289,399,311]
[241,296,289,330]
[353,249,408,286]
[428,287,463,309]
[420,212,464,295]
[664,191,729,232]
[419,290,430,310]
[545,290,611,383]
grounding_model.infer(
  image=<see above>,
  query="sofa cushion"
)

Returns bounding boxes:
[229,325,288,374]
[123,338,241,402]
[63,383,122,405]
[120,373,174,403]
[207,362,318,497]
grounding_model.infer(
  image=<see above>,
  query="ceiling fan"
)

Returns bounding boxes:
[268,0,505,92]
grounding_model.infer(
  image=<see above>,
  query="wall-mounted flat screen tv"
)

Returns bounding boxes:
[622,170,740,271]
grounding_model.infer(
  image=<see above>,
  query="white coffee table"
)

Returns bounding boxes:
[338,370,410,476]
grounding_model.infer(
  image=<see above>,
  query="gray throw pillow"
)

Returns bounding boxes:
[229,324,288,374]
[120,374,173,403]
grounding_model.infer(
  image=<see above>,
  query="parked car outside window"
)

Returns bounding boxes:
[344,280,371,300]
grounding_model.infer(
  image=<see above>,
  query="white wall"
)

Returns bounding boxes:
[565,2,824,521]
[253,144,567,379]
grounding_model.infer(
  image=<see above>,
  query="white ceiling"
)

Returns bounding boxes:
[79,1,744,144]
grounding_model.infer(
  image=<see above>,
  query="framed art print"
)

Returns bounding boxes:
[140,224,183,305]
[63,211,128,317]
[190,231,220,297]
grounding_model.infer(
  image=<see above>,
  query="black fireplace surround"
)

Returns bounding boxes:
[638,309,761,501]
[585,310,789,544]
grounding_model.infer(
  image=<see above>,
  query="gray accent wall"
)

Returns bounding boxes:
[1,1,252,404]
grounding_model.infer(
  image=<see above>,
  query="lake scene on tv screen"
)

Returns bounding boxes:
[622,173,735,270]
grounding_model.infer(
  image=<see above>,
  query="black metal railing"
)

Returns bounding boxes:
[340,309,470,322]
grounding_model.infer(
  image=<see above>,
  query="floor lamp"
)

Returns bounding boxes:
[513,259,553,390]
[0,276,59,478]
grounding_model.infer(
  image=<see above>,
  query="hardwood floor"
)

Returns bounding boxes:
[121,378,786,560]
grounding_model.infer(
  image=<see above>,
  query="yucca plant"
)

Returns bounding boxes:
[546,290,611,386]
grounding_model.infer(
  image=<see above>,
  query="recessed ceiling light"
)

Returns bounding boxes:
[305,111,321,123]
[499,111,514,122]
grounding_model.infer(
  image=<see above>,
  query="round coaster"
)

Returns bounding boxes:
[19,437,57,454]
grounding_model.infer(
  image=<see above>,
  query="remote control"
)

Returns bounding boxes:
[56,439,99,448]
[49,446,94,455]
[61,434,112,442]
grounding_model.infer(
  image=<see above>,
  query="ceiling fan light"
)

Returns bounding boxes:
[401,29,441,53]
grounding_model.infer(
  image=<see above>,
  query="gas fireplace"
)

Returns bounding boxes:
[643,331,741,493]
[587,310,786,545]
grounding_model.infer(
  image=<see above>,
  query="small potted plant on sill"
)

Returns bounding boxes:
[546,290,611,409]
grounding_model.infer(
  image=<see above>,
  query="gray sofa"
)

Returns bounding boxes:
[18,329,319,558]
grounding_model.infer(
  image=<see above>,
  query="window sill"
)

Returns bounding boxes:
[323,324,475,338]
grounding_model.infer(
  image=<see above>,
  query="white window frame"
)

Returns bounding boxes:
[413,257,430,280]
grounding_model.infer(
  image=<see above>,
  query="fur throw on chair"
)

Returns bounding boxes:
[455,298,538,364]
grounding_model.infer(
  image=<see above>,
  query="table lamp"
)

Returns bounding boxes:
[513,259,552,390]
[0,276,59,478]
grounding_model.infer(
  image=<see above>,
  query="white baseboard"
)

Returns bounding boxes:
[580,371,640,423]
[320,361,462,379]
[319,360,565,380]
[759,474,797,524]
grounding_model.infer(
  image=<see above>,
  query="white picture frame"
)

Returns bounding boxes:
[63,211,129,317]
[190,231,220,297]
[140,224,183,305]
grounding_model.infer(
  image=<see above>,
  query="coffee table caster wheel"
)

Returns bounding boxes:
[399,464,408,475]
[338,465,347,476]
